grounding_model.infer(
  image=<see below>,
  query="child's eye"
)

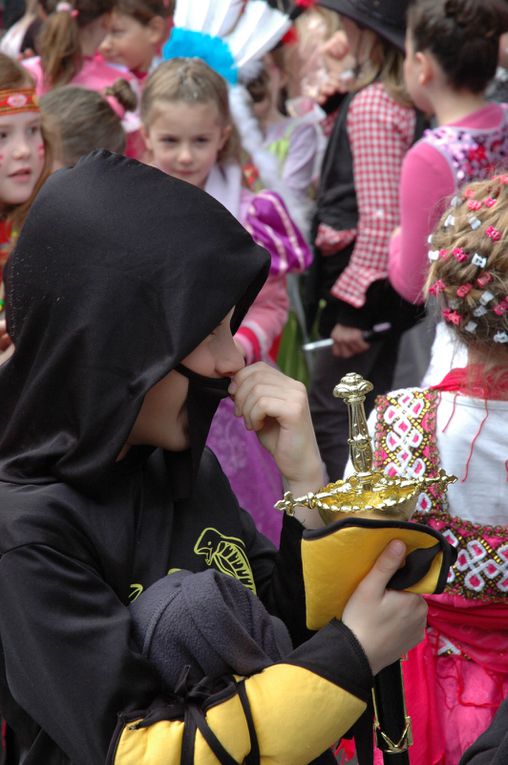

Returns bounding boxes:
[0,131,7,141]
[195,137,210,144]
[28,125,41,137]
[161,136,177,144]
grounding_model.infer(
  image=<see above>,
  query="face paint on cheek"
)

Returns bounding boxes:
[0,154,4,166]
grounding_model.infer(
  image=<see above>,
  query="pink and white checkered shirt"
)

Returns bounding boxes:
[330,82,416,308]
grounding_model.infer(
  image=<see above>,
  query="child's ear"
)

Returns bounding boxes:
[219,123,232,150]
[147,15,167,46]
[140,123,152,152]
[416,50,434,86]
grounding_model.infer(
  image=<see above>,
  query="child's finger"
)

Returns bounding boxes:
[358,541,407,599]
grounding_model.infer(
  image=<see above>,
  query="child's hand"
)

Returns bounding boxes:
[229,362,324,499]
[342,541,428,676]
[331,323,370,358]
[316,31,353,104]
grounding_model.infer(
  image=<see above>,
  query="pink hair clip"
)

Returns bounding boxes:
[486,226,502,242]
[484,197,497,208]
[464,188,475,198]
[467,199,482,211]
[439,248,449,258]
[56,1,78,14]
[429,279,446,296]
[456,283,472,298]
[453,247,467,262]
[476,273,493,288]
[493,297,508,316]
[442,308,462,326]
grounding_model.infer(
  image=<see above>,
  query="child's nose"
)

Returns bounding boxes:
[178,145,193,164]
[99,35,112,53]
[13,139,30,159]
[216,340,245,377]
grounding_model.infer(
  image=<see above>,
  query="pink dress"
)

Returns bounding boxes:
[370,381,508,765]
[205,163,312,543]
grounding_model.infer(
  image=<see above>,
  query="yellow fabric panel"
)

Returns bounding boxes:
[112,701,249,765]
[113,665,366,764]
[302,524,443,630]
[239,664,365,764]
[196,692,250,763]
[113,717,184,765]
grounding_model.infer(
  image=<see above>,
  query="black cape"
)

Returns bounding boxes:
[0,152,370,765]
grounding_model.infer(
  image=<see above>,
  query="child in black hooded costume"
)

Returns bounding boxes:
[0,151,428,765]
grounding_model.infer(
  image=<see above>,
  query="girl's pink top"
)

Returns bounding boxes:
[388,103,508,303]
[23,54,136,96]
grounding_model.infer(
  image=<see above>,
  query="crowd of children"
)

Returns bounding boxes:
[0,0,507,764]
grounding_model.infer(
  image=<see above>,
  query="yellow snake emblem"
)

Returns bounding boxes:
[194,527,256,593]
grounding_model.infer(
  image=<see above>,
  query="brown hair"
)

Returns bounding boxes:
[354,34,412,107]
[407,0,508,94]
[114,0,172,25]
[245,47,288,115]
[425,175,508,362]
[0,54,54,232]
[39,0,115,88]
[141,58,240,163]
[40,79,136,165]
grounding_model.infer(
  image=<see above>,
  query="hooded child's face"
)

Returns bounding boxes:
[123,309,244,454]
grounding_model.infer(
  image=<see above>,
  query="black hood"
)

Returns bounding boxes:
[0,150,269,493]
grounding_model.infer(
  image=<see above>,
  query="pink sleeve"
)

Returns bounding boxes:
[235,275,289,364]
[243,190,312,277]
[388,142,456,303]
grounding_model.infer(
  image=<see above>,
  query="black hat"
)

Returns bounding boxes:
[317,0,410,51]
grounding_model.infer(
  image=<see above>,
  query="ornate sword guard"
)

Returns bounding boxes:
[275,372,456,525]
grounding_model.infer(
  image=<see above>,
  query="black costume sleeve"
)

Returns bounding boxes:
[200,449,311,646]
[238,502,311,645]
[0,543,373,765]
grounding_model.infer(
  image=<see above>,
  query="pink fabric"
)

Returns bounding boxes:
[235,275,289,364]
[235,186,311,361]
[240,188,312,277]
[207,396,284,544]
[315,221,356,256]
[23,54,136,96]
[400,595,508,765]
[389,104,506,304]
[330,82,416,308]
